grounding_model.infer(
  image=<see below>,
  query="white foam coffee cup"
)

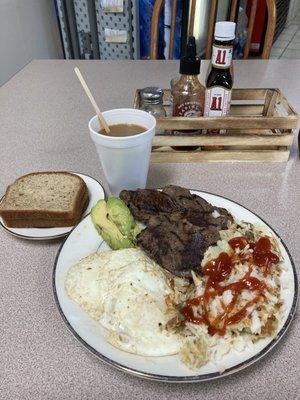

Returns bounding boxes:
[89,108,156,195]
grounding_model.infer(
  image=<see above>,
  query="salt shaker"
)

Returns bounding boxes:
[140,87,166,118]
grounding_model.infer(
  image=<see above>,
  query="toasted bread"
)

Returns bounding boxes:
[0,172,89,228]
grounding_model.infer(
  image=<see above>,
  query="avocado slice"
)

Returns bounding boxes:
[91,200,134,250]
[106,197,135,238]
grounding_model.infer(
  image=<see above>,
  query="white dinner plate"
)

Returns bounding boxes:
[0,172,105,240]
[53,190,298,382]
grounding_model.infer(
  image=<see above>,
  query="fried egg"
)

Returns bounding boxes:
[65,248,183,356]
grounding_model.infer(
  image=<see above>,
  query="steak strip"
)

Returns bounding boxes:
[120,185,233,278]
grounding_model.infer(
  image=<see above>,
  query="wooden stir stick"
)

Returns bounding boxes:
[74,67,111,134]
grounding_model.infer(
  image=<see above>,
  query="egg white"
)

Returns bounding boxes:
[65,248,182,356]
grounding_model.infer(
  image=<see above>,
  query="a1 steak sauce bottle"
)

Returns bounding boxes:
[204,21,236,134]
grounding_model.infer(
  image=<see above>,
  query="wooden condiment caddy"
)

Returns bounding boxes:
[133,88,299,162]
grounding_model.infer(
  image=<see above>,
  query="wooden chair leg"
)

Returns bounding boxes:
[229,0,238,21]
[169,0,177,59]
[205,0,218,59]
[243,0,258,59]
[262,0,276,59]
[150,0,164,59]
[188,0,197,37]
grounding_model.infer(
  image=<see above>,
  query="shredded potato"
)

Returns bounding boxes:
[180,337,209,369]
[167,221,284,370]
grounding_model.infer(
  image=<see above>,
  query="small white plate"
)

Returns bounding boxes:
[53,190,298,382]
[0,172,105,240]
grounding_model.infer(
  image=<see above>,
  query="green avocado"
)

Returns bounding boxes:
[106,197,135,238]
[91,200,134,250]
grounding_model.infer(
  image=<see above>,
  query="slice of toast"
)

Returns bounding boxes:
[0,172,89,228]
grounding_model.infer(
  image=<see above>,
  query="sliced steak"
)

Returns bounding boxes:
[199,227,221,245]
[121,185,234,278]
[215,206,234,226]
[183,209,208,228]
[163,185,214,213]
[194,195,215,213]
[137,214,211,278]
[121,186,233,227]
[203,207,234,230]
[120,189,178,223]
[162,185,192,199]
[179,207,232,233]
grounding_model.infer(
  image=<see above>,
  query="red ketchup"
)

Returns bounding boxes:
[228,236,249,250]
[253,237,279,275]
[182,236,279,336]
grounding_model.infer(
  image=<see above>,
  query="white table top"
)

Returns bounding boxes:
[0,59,299,399]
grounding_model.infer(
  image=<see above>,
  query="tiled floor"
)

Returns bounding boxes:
[270,12,300,58]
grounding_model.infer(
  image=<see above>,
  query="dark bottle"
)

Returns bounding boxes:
[204,22,236,134]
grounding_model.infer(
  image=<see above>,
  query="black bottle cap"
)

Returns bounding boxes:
[180,36,200,75]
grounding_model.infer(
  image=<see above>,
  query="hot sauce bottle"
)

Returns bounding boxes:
[204,22,236,134]
[172,36,205,150]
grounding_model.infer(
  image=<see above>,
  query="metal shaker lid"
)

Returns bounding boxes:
[141,87,163,104]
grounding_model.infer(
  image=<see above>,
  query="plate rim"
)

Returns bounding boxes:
[0,172,105,240]
[52,189,298,383]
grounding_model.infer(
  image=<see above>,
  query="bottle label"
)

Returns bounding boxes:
[204,87,232,134]
[174,101,202,117]
[204,87,231,117]
[212,45,233,68]
[173,101,202,136]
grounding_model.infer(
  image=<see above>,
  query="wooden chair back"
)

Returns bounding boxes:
[150,0,276,60]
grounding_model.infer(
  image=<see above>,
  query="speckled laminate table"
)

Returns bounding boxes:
[0,60,299,400]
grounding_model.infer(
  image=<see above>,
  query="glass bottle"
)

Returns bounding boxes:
[172,36,205,150]
[172,74,205,120]
[169,76,179,112]
[204,21,236,134]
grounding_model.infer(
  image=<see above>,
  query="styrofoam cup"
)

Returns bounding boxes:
[89,109,156,195]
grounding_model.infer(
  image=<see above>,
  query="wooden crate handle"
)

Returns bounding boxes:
[263,89,279,116]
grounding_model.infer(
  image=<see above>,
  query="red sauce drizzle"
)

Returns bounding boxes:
[202,252,232,283]
[253,237,279,276]
[182,236,279,336]
[228,236,249,250]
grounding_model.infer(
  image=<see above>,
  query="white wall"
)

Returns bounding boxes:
[0,0,63,86]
